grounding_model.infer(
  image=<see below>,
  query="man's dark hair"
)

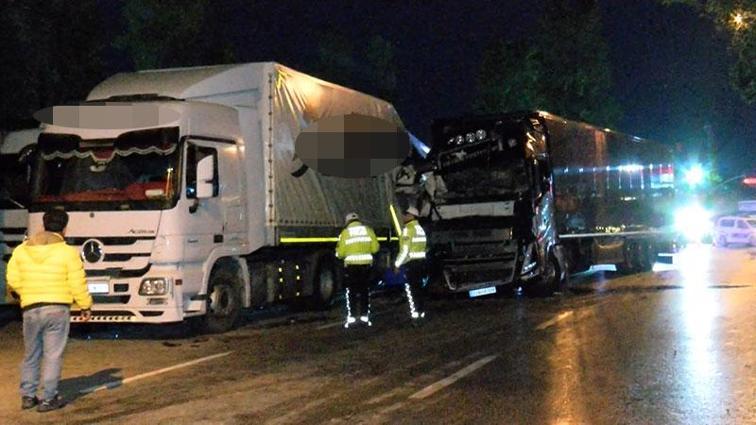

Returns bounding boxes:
[43,210,69,232]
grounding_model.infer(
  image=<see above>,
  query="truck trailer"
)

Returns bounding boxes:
[29,62,404,332]
[425,111,677,296]
[1,129,39,304]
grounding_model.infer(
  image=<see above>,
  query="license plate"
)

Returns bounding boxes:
[469,286,497,298]
[87,282,109,294]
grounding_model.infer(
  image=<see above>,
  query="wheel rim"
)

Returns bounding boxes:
[210,284,233,316]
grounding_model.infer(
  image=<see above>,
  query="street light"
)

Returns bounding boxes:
[731,10,752,31]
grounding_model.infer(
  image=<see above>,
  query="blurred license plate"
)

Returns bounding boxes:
[87,282,109,294]
[469,286,497,298]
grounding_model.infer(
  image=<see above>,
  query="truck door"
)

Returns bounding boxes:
[184,140,224,262]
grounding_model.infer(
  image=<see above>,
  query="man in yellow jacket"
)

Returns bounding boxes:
[335,212,379,328]
[6,210,92,412]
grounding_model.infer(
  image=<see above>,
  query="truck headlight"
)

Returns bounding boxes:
[139,278,169,295]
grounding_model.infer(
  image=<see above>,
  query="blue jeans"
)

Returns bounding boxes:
[21,305,70,401]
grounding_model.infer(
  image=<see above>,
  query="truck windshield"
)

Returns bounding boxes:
[0,154,31,209]
[31,127,180,211]
[437,157,530,202]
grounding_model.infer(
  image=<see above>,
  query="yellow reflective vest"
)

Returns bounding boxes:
[6,232,92,310]
[395,219,427,268]
[335,221,379,266]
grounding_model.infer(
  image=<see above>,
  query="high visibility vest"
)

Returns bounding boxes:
[395,219,427,268]
[335,221,379,266]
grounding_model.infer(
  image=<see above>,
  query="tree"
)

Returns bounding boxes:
[661,0,756,104]
[0,0,107,129]
[363,35,397,101]
[117,0,236,70]
[311,31,398,101]
[474,41,547,114]
[475,0,621,127]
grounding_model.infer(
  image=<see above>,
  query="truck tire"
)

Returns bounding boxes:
[615,240,638,275]
[523,255,560,297]
[197,269,243,334]
[310,255,338,310]
[637,242,656,273]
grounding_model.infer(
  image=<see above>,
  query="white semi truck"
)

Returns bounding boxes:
[1,129,40,305]
[29,63,404,332]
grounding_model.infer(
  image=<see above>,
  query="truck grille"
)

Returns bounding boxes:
[431,228,518,291]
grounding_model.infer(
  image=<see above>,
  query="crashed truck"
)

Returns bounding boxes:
[28,62,408,332]
[424,111,677,297]
[1,129,40,305]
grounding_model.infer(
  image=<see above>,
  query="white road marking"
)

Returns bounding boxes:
[535,310,574,330]
[316,321,344,330]
[79,351,233,394]
[409,354,498,400]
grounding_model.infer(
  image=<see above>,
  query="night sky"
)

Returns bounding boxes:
[101,0,754,174]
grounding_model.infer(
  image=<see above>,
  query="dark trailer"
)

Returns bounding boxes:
[426,111,676,296]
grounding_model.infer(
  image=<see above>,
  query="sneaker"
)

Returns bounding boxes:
[37,394,66,413]
[21,396,38,410]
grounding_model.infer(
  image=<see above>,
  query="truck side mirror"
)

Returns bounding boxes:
[196,155,216,199]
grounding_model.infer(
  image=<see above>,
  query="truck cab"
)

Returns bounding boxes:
[427,114,567,296]
[1,129,39,304]
[30,101,247,325]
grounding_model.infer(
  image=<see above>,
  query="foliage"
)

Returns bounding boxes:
[0,0,107,129]
[312,32,397,101]
[661,0,756,103]
[116,0,236,70]
[475,0,621,127]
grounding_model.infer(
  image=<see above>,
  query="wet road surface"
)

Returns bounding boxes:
[0,244,753,424]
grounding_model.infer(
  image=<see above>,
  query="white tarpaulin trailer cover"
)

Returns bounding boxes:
[87,62,404,242]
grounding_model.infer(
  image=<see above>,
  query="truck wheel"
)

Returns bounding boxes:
[310,256,338,310]
[615,240,637,275]
[640,242,656,272]
[199,269,242,334]
[523,255,559,297]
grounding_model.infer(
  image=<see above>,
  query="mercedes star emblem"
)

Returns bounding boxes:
[81,239,104,263]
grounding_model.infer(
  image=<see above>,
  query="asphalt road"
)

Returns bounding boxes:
[0,244,754,425]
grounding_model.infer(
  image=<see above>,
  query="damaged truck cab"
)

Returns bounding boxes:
[427,113,567,296]
[426,111,676,297]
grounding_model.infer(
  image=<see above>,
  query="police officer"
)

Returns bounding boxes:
[336,212,379,328]
[394,161,419,212]
[394,206,428,320]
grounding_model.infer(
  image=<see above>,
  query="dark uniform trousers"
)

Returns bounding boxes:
[404,260,427,314]
[344,264,373,318]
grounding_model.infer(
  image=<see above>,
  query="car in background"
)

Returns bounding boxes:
[712,215,756,247]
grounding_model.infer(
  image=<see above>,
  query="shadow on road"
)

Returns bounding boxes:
[59,368,122,402]
[0,305,20,330]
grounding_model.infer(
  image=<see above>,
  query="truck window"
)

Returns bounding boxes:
[186,144,219,198]
[736,220,748,229]
[719,219,734,227]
